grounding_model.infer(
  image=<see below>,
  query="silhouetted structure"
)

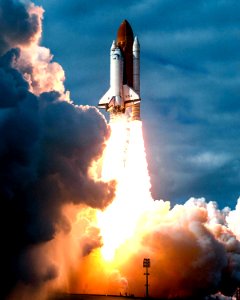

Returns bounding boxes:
[143,258,150,298]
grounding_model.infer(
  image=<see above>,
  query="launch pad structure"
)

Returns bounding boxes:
[143,258,150,298]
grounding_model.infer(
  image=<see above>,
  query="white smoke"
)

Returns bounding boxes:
[14,2,70,100]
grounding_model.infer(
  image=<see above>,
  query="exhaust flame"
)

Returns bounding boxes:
[97,117,152,261]
[92,116,240,298]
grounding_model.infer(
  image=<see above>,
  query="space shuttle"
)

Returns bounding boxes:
[98,20,141,120]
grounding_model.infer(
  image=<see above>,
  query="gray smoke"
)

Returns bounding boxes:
[0,1,115,298]
[0,0,40,55]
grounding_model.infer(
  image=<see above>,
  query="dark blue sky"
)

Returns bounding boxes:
[35,0,240,208]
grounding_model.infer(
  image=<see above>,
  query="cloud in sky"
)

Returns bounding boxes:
[34,0,240,208]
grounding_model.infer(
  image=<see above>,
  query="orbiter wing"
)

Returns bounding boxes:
[122,85,140,107]
[98,85,140,111]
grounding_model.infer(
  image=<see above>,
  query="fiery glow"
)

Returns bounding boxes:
[97,116,153,261]
[68,116,240,298]
[37,114,240,299]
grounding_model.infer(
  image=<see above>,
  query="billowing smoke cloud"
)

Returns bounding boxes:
[0,0,69,99]
[138,198,240,298]
[0,0,115,299]
[96,198,240,299]
[68,120,240,299]
[0,0,41,55]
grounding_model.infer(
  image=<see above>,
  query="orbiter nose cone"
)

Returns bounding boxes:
[116,19,134,49]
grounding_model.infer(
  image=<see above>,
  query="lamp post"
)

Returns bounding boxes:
[143,258,150,298]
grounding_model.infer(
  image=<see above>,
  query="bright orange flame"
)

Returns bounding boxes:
[97,116,153,261]
[58,115,240,298]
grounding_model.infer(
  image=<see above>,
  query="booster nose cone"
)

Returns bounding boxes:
[133,36,140,51]
[116,19,134,50]
[111,40,116,51]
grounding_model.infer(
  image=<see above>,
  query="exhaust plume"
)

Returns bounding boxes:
[92,119,240,299]
[65,118,239,299]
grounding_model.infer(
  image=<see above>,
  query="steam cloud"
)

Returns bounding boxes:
[122,198,240,298]
[0,0,114,298]
[70,120,240,299]
[83,120,240,299]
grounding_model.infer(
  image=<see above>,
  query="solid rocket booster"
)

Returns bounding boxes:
[132,36,140,120]
[98,20,141,120]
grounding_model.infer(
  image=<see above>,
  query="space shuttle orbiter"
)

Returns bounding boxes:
[98,20,141,120]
